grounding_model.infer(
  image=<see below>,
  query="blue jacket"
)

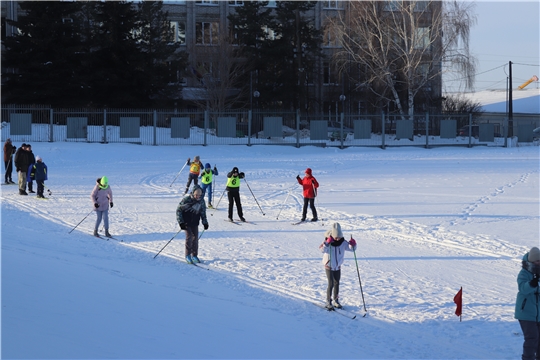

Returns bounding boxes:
[515,252,540,322]
[27,162,48,182]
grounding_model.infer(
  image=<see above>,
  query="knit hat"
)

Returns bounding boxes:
[305,168,312,175]
[205,163,211,169]
[194,155,200,161]
[36,155,42,161]
[529,247,540,262]
[329,222,343,239]
[232,167,239,173]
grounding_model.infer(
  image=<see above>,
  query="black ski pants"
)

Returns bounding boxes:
[227,189,243,219]
[519,319,540,360]
[185,224,199,257]
[302,197,317,220]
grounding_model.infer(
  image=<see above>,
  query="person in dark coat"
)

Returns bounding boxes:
[176,185,209,264]
[3,138,16,184]
[14,143,30,195]
[226,167,245,222]
[515,247,540,360]
[25,144,36,193]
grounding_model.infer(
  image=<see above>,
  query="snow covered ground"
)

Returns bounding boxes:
[1,142,539,359]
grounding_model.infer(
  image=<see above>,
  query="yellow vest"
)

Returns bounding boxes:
[226,176,241,188]
[201,170,213,184]
[190,161,201,175]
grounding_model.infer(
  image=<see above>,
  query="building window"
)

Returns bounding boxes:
[385,0,402,11]
[414,27,430,49]
[261,25,279,41]
[196,22,219,45]
[414,1,429,12]
[323,62,334,85]
[196,0,218,5]
[266,1,277,7]
[322,22,340,47]
[170,21,186,44]
[323,1,339,9]
[228,1,244,5]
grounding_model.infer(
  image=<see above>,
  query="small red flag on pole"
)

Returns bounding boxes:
[454,287,463,321]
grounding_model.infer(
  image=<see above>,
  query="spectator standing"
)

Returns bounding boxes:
[32,156,48,199]
[515,246,540,360]
[3,138,16,184]
[14,143,30,195]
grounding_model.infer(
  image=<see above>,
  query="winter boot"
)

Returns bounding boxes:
[191,255,200,264]
[19,189,28,195]
[207,202,213,209]
[228,217,234,222]
[185,255,193,264]
[239,216,246,222]
[324,300,334,311]
[28,184,35,193]
[332,298,342,309]
[93,229,99,237]
[105,229,112,238]
[311,217,318,222]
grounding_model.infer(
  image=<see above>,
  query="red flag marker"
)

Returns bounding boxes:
[454,287,463,321]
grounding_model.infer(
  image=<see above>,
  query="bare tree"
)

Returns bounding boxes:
[330,0,477,118]
[190,32,252,112]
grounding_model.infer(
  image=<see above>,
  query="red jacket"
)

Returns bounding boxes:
[297,175,319,198]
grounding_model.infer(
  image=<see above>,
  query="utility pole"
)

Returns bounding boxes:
[508,61,513,137]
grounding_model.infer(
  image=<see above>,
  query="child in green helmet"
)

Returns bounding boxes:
[90,176,114,237]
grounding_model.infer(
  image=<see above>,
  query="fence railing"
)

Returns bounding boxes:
[2,106,538,148]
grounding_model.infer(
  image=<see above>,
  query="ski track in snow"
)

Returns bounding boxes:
[3,180,524,326]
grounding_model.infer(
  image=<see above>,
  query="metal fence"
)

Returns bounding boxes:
[1,105,538,148]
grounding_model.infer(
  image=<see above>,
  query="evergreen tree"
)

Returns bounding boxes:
[2,1,86,106]
[136,1,187,107]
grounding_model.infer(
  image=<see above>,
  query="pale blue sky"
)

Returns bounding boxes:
[445,0,540,92]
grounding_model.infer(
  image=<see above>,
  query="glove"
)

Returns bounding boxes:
[349,239,357,247]
[239,172,245,178]
[180,223,187,230]
[531,274,539,288]
[296,175,301,180]
[326,236,334,244]
[110,202,113,208]
[204,223,209,230]
[214,166,218,172]
[186,158,190,164]
[94,203,99,208]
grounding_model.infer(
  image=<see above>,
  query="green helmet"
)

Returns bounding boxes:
[99,176,109,189]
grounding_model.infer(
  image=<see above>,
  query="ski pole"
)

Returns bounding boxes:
[153,228,183,259]
[198,228,205,240]
[170,161,189,187]
[68,210,94,234]
[243,177,265,216]
[276,182,297,220]
[352,236,367,316]
[211,187,227,216]
[43,182,52,196]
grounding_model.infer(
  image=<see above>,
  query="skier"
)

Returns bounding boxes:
[226,166,245,222]
[91,176,113,238]
[31,156,48,199]
[3,138,16,184]
[319,222,357,310]
[296,167,319,222]
[199,163,218,208]
[515,246,540,360]
[176,185,209,264]
[184,155,203,195]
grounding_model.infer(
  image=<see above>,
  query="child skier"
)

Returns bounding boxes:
[319,222,357,310]
[199,163,218,208]
[184,155,203,195]
[33,156,48,199]
[91,176,113,238]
